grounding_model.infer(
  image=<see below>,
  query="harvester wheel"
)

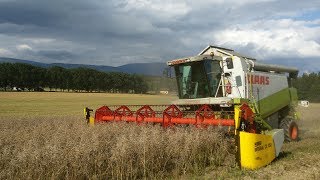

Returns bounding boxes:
[280,117,299,142]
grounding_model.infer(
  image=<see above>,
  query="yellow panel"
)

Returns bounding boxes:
[83,108,87,117]
[89,117,95,126]
[234,106,241,135]
[239,131,276,169]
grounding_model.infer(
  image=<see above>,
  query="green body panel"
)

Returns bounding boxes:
[289,88,298,105]
[256,88,293,119]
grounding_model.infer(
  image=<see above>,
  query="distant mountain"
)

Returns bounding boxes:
[0,57,48,67]
[49,63,120,72]
[0,57,168,76]
[118,63,168,76]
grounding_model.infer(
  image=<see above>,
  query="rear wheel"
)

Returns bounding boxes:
[280,117,299,142]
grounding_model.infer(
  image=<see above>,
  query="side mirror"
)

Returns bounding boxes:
[226,58,234,69]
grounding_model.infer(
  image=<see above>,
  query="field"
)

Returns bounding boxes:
[0,92,319,179]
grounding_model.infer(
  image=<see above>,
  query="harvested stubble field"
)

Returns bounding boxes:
[0,92,319,179]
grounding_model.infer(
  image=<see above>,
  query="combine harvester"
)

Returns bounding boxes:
[85,45,299,169]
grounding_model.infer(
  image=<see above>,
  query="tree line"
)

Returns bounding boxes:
[1,62,319,100]
[0,63,148,93]
[293,72,320,102]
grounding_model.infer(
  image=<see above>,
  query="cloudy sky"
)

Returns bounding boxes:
[0,0,319,72]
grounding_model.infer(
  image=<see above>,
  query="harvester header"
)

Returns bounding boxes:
[85,45,300,169]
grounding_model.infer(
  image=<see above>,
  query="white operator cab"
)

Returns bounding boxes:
[167,45,251,106]
[167,45,298,107]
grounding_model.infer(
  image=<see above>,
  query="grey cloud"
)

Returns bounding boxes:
[0,0,318,72]
[0,1,60,27]
[38,50,77,61]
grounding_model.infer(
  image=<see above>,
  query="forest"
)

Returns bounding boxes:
[0,62,319,102]
[293,72,320,102]
[0,63,148,93]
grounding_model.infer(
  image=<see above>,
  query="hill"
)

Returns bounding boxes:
[0,57,168,76]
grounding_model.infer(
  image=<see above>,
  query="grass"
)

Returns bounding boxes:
[1,92,320,179]
[0,92,177,116]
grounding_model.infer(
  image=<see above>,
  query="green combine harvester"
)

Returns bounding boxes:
[85,45,300,169]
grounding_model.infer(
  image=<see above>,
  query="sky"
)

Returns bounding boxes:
[0,0,319,72]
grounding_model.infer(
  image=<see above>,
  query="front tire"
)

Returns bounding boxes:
[280,117,299,142]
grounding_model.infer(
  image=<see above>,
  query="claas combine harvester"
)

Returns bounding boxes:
[85,45,300,169]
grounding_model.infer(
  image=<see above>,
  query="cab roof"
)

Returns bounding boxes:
[199,45,256,61]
